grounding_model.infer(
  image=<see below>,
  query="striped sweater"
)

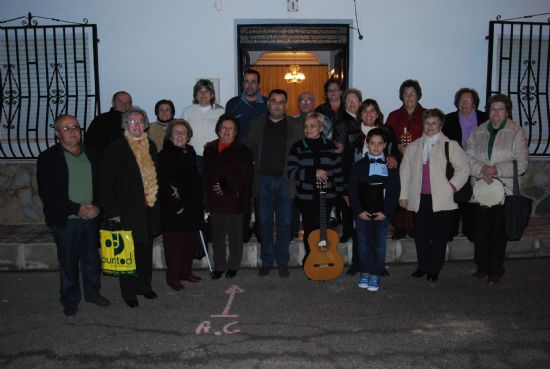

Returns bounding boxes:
[287,137,344,207]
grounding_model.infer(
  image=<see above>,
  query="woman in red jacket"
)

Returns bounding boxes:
[203,115,254,279]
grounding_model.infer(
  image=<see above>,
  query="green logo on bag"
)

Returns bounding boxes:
[104,233,124,256]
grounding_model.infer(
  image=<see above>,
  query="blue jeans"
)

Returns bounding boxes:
[51,218,102,308]
[355,217,389,276]
[258,175,292,266]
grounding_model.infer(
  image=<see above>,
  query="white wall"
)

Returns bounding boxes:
[1,0,548,118]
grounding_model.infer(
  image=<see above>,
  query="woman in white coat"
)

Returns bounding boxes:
[399,108,469,282]
[466,94,528,284]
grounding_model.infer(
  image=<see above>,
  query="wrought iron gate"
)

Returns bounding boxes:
[0,13,100,159]
[486,18,550,156]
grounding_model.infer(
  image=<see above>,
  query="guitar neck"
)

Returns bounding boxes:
[319,191,327,242]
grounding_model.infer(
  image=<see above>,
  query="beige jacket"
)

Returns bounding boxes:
[400,134,470,212]
[465,119,529,201]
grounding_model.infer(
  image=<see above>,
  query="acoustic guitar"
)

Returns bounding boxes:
[304,179,344,281]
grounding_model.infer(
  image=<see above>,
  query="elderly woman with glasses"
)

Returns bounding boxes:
[399,108,469,282]
[157,119,203,290]
[466,94,528,284]
[203,114,253,279]
[101,106,160,308]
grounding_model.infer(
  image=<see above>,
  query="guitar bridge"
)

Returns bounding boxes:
[313,263,335,268]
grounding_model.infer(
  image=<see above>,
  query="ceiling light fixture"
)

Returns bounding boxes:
[284,52,306,83]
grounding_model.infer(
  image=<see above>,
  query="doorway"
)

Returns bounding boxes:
[237,23,350,115]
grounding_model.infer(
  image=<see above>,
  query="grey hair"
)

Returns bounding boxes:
[121,106,150,130]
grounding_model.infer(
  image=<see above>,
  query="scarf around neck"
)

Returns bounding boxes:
[421,132,440,164]
[124,130,158,207]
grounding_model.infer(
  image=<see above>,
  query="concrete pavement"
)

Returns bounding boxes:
[1,258,550,369]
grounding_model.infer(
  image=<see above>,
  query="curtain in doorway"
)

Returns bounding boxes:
[252,65,329,116]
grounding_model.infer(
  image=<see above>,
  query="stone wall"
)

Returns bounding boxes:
[0,160,44,224]
[1,158,550,225]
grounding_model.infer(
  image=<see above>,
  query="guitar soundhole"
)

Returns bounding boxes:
[318,240,328,251]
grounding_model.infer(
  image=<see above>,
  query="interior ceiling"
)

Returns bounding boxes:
[254,51,322,65]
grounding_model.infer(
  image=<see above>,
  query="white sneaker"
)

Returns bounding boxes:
[358,273,369,289]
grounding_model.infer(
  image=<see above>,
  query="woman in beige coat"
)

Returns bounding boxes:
[466,94,528,284]
[399,109,469,282]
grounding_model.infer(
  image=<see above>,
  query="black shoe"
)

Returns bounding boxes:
[210,270,223,279]
[427,273,438,282]
[258,265,272,277]
[143,291,158,299]
[126,300,139,308]
[278,265,290,278]
[225,270,238,278]
[63,305,78,317]
[85,294,111,307]
[346,266,359,276]
[412,269,427,278]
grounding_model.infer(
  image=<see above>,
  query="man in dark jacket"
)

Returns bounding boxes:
[243,89,303,278]
[37,114,110,317]
[225,69,268,140]
[225,70,268,242]
[84,91,132,154]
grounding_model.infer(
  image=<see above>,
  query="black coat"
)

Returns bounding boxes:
[348,156,400,220]
[37,144,101,227]
[84,108,124,154]
[100,136,160,242]
[157,140,203,232]
[203,139,253,214]
[443,110,488,147]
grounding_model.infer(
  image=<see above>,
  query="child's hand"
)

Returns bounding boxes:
[372,212,386,221]
[358,211,370,221]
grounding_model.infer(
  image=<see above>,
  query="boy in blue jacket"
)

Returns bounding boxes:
[348,128,400,291]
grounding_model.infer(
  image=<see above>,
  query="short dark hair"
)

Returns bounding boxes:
[399,79,422,101]
[112,90,130,103]
[242,69,261,84]
[323,78,343,94]
[154,99,175,117]
[193,79,216,105]
[268,89,288,101]
[166,119,193,143]
[486,94,513,117]
[366,127,387,143]
[357,99,384,128]
[215,114,240,137]
[422,108,445,126]
[453,88,481,109]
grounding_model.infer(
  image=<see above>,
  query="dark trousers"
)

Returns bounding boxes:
[119,238,153,302]
[341,200,354,238]
[51,218,102,308]
[211,212,244,272]
[163,231,196,285]
[414,195,454,274]
[473,204,507,277]
[448,202,476,241]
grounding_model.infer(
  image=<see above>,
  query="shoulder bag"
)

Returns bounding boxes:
[504,160,532,241]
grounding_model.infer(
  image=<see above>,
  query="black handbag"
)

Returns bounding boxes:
[504,160,532,241]
[444,142,473,203]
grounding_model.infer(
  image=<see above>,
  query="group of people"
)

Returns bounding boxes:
[36,70,529,316]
